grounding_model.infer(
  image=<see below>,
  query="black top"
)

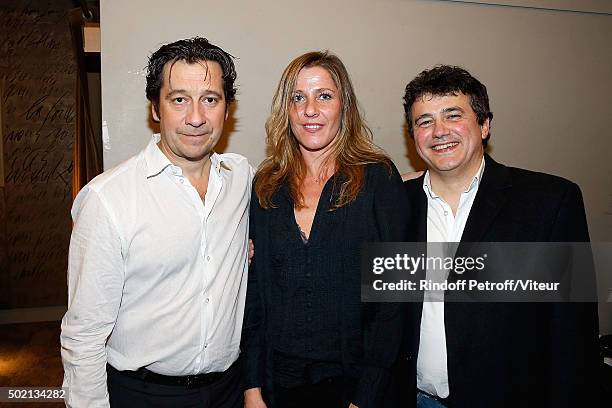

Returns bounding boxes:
[242,162,411,408]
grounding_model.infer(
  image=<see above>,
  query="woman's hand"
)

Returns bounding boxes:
[244,387,267,408]
[248,239,255,266]
[401,170,424,181]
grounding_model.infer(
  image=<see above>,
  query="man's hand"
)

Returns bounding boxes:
[244,387,267,408]
[349,404,359,408]
[401,170,424,181]
[248,239,254,266]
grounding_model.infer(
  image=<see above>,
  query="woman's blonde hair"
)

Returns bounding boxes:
[255,51,391,209]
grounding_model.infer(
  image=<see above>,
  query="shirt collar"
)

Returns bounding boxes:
[144,134,230,178]
[422,156,486,199]
[210,152,231,175]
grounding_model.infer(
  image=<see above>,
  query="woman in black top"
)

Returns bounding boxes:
[242,51,410,408]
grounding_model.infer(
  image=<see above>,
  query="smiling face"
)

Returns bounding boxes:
[152,59,227,166]
[411,92,489,181]
[288,66,342,157]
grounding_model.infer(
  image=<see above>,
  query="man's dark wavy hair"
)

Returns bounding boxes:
[145,37,237,113]
[403,65,493,146]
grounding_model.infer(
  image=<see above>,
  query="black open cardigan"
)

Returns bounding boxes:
[242,163,411,408]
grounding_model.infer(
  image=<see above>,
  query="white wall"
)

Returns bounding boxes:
[101,0,612,330]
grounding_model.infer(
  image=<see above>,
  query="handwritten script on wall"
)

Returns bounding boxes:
[0,0,75,308]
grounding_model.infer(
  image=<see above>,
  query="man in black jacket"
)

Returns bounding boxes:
[398,65,600,408]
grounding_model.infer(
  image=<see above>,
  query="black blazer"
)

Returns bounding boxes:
[394,154,600,408]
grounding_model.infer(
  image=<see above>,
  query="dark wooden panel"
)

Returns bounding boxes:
[0,0,75,308]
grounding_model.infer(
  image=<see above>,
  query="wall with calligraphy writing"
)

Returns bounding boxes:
[0,0,75,309]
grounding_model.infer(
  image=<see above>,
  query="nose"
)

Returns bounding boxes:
[432,119,448,138]
[186,103,206,127]
[304,98,318,118]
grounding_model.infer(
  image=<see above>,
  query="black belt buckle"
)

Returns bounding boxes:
[110,362,234,389]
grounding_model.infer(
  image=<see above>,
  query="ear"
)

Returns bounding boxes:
[480,118,490,140]
[151,103,160,122]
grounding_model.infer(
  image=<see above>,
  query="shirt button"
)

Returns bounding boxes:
[306,302,312,308]
[305,272,311,278]
[444,210,448,216]
[307,316,312,322]
[205,297,210,303]
[206,255,211,261]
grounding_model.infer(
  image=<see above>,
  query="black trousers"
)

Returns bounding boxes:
[272,376,357,408]
[107,363,243,408]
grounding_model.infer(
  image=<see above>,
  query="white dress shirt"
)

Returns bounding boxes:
[417,158,485,398]
[61,134,253,407]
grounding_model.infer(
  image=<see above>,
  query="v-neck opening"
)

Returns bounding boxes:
[292,175,336,246]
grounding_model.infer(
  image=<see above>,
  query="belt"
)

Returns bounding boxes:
[417,389,452,407]
[108,360,237,389]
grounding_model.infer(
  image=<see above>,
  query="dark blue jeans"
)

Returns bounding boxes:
[416,390,449,408]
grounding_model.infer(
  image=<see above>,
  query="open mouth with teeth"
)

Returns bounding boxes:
[432,142,459,152]
[303,124,324,132]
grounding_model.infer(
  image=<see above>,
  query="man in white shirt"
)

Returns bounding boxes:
[60,37,252,408]
[396,65,599,408]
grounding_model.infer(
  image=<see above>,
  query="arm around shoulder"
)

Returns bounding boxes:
[373,163,411,242]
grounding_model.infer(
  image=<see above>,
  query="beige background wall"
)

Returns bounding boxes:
[451,0,612,14]
[100,0,612,329]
